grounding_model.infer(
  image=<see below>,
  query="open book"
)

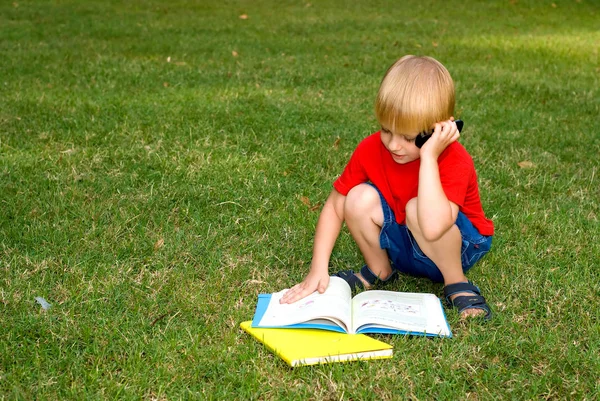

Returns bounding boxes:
[252,277,452,337]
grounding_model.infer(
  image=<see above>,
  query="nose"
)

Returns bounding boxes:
[388,135,403,152]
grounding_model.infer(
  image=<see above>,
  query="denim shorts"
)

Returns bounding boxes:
[371,185,492,283]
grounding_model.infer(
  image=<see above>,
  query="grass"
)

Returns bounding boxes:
[1,0,599,399]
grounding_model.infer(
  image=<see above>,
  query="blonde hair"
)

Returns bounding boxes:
[375,55,455,134]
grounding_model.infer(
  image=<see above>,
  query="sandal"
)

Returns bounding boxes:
[333,265,399,292]
[443,281,492,320]
[332,270,365,291]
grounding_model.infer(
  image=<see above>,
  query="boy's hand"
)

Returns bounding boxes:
[420,119,460,160]
[279,271,330,304]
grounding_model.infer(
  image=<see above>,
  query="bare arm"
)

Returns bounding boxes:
[280,188,346,304]
[417,120,460,241]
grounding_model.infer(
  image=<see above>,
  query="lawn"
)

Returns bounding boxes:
[1,0,599,399]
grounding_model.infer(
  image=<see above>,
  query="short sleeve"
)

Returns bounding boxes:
[438,145,473,208]
[333,139,370,195]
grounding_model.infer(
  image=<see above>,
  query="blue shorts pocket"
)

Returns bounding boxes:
[461,235,492,269]
[455,211,492,270]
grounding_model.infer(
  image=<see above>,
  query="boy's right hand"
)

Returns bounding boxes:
[279,271,330,304]
[419,119,460,160]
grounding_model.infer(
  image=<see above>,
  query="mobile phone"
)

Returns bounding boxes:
[415,120,464,148]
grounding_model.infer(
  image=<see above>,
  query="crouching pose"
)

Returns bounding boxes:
[280,55,494,319]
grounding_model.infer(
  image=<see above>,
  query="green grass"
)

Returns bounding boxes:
[1,0,599,399]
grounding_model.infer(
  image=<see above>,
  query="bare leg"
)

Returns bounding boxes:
[405,198,485,318]
[344,184,393,287]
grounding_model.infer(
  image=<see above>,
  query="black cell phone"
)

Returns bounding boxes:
[415,120,463,148]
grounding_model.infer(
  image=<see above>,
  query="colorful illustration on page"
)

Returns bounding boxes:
[359,299,420,315]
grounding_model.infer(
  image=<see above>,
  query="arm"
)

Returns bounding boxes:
[280,188,346,304]
[417,120,460,241]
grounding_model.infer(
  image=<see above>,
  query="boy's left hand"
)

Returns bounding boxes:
[420,119,460,159]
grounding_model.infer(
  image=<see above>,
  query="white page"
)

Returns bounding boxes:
[352,290,440,333]
[257,277,353,332]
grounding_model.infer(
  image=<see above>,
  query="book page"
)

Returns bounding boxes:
[352,290,449,336]
[256,277,353,332]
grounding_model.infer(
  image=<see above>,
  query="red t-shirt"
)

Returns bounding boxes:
[333,132,494,236]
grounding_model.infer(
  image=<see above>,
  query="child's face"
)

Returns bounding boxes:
[379,126,421,164]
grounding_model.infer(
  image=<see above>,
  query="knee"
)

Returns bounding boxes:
[405,197,454,242]
[405,198,421,235]
[344,184,380,220]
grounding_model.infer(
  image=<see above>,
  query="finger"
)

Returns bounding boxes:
[317,278,329,293]
[280,290,297,304]
[280,287,298,303]
[450,121,460,137]
[283,284,311,303]
[443,122,452,134]
[279,291,290,303]
[442,121,456,137]
[452,120,459,133]
[285,289,308,304]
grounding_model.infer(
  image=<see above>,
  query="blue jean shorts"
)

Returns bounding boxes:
[372,185,492,283]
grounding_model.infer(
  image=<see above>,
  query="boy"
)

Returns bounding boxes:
[280,55,494,319]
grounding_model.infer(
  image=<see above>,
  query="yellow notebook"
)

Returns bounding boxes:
[240,321,393,367]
